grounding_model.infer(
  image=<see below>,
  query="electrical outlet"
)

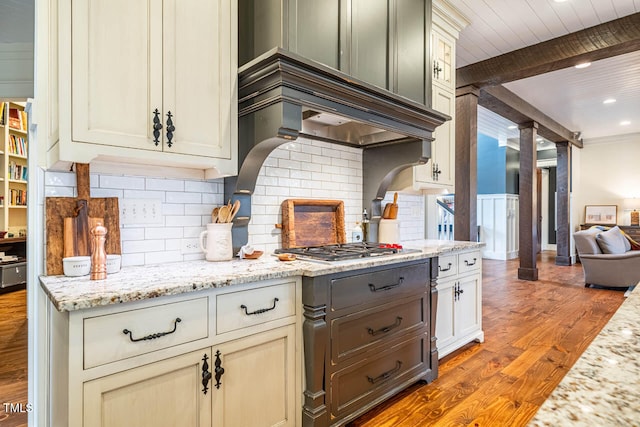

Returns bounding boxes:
[181,238,201,254]
[120,199,162,225]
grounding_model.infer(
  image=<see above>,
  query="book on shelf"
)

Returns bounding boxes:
[9,135,27,156]
[0,102,5,125]
[10,188,27,206]
[8,161,27,181]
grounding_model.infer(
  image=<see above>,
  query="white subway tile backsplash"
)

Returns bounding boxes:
[164,215,202,227]
[146,178,185,192]
[124,189,166,201]
[123,239,165,253]
[145,227,183,239]
[44,186,75,197]
[166,191,201,204]
[91,188,124,198]
[45,171,76,187]
[41,137,427,267]
[100,175,145,190]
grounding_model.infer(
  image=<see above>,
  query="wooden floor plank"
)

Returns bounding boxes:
[0,288,28,427]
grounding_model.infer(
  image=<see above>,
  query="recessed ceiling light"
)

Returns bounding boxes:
[507,125,517,129]
[575,62,591,69]
[603,98,616,104]
[620,121,631,126]
[554,0,568,2]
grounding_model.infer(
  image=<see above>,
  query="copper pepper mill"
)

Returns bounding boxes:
[90,222,108,280]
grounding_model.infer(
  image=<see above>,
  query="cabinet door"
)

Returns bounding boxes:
[163,0,235,159]
[348,0,389,90]
[435,278,456,352]
[212,325,297,427]
[394,0,427,104]
[455,274,482,339]
[71,0,162,151]
[431,85,455,186]
[84,349,212,427]
[432,26,454,89]
[414,85,454,187]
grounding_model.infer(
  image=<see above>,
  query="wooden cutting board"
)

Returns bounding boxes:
[280,199,346,248]
[46,163,121,275]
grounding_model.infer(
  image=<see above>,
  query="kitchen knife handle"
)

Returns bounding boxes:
[152,109,162,146]
[166,111,175,147]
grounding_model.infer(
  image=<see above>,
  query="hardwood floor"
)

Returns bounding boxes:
[348,252,626,427]
[0,254,627,427]
[0,287,28,427]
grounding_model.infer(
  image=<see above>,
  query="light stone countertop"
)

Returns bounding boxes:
[528,286,640,426]
[40,239,484,312]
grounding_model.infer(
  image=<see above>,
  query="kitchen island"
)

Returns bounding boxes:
[40,240,484,427]
[528,285,640,426]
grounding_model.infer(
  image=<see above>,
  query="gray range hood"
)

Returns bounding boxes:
[224,48,449,250]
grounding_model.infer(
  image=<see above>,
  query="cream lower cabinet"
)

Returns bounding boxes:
[84,349,213,427]
[435,250,484,358]
[49,278,301,427]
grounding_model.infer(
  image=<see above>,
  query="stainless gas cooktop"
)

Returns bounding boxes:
[274,242,408,262]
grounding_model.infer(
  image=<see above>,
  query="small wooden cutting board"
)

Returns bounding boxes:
[280,199,346,248]
[46,163,121,275]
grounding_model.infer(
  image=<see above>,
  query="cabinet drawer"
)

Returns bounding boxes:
[216,281,296,334]
[331,262,428,311]
[329,334,429,419]
[458,251,481,274]
[331,297,426,364]
[83,297,209,369]
[436,254,457,279]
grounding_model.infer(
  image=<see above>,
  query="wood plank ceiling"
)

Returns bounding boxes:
[446,0,640,141]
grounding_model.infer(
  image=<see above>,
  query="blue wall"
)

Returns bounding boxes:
[477,133,506,194]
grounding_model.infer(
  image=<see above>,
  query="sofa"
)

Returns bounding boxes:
[573,226,640,288]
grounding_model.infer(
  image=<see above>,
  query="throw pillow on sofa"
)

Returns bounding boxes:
[595,226,628,254]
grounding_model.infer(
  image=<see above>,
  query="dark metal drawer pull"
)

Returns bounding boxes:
[464,258,477,266]
[202,353,212,394]
[368,277,404,293]
[152,108,162,146]
[439,262,452,272]
[214,350,224,389]
[241,298,279,316]
[123,318,181,342]
[367,360,403,384]
[367,317,403,336]
[166,111,175,147]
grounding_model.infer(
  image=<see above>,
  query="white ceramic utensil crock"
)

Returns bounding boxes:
[199,222,233,261]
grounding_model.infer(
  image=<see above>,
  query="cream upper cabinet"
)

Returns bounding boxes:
[49,0,237,176]
[431,24,455,90]
[414,84,455,188]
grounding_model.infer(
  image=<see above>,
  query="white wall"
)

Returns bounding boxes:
[576,133,640,225]
[43,138,426,267]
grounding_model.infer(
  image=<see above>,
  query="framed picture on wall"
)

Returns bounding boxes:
[584,205,617,225]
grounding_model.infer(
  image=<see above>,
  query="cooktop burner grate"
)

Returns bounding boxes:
[275,242,400,261]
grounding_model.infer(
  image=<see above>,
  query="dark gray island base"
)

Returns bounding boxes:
[301,258,438,426]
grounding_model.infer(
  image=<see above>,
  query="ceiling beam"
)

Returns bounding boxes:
[478,85,583,148]
[457,13,640,89]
